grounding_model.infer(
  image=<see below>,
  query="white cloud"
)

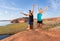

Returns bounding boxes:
[49,0,60,10]
[0,0,4,1]
[4,10,8,14]
[11,2,16,6]
[0,0,23,11]
[0,4,21,20]
[0,5,21,11]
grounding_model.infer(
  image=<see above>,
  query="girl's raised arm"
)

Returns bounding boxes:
[36,4,39,12]
[31,4,34,14]
[43,6,49,13]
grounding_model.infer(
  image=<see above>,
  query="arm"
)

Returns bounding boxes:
[43,6,49,13]
[36,4,39,12]
[31,4,34,14]
[20,12,29,16]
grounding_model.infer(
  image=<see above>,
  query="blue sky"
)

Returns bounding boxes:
[0,0,60,20]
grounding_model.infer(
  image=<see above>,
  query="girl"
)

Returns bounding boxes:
[20,4,34,30]
[36,4,49,29]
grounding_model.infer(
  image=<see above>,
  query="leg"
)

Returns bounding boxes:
[30,22,33,29]
[27,24,32,31]
[40,24,42,28]
[37,21,40,28]
[35,23,42,31]
[27,24,30,30]
[39,20,43,28]
[27,22,33,30]
[30,25,33,29]
[37,23,40,28]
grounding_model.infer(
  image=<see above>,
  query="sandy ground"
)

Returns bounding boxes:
[1,26,60,41]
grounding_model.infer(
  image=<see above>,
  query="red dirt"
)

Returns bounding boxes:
[1,27,60,41]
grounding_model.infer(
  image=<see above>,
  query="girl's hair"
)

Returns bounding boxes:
[29,10,33,15]
[39,8,42,10]
[29,10,31,12]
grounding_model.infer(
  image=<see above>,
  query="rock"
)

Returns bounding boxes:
[1,29,60,41]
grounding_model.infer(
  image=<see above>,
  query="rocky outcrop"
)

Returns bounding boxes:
[11,17,29,23]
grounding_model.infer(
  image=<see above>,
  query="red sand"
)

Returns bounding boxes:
[1,26,60,41]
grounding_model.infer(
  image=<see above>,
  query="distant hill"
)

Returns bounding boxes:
[11,17,60,23]
[0,20,10,22]
[43,17,60,21]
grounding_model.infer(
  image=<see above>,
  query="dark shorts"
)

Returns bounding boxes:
[37,21,43,24]
[28,22,33,25]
